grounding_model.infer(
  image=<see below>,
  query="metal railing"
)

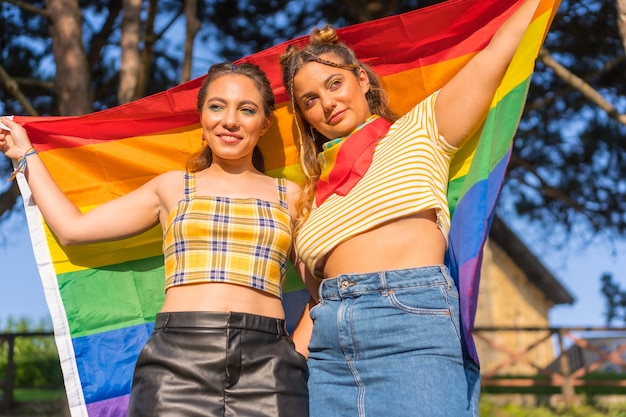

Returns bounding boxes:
[473,326,626,404]
[2,327,626,411]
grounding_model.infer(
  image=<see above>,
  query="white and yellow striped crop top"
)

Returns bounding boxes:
[294,91,458,279]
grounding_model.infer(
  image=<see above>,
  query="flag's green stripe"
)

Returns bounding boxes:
[284,263,306,292]
[58,256,166,338]
[59,255,305,339]
[447,78,530,214]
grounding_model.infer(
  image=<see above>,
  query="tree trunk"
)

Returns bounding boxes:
[136,0,158,98]
[617,0,626,54]
[0,181,20,219]
[118,0,142,104]
[182,0,200,83]
[45,0,92,115]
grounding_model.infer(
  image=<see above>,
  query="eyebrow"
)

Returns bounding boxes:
[296,72,343,103]
[206,97,261,109]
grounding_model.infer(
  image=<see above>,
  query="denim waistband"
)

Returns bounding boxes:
[319,265,454,300]
[154,311,287,336]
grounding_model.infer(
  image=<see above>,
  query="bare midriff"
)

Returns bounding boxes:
[160,283,285,319]
[323,209,446,279]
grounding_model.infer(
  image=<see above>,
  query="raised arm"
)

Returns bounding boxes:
[0,117,162,246]
[435,0,541,147]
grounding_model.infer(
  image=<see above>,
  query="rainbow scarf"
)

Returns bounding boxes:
[316,115,391,205]
[13,0,560,415]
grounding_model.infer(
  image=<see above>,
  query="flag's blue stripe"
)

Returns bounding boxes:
[448,150,511,269]
[73,290,308,405]
[74,322,154,403]
[446,148,512,364]
[283,288,310,333]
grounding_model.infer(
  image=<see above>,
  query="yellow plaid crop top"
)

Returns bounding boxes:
[163,172,292,298]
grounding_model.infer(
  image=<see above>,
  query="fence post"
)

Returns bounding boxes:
[557,329,575,405]
[2,335,16,413]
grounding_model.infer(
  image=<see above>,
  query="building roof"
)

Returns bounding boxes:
[489,217,575,305]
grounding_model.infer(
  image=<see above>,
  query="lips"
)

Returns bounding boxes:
[217,133,242,143]
[327,109,346,125]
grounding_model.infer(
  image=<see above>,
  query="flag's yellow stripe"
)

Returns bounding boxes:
[45,219,162,275]
[42,8,554,274]
[448,9,553,182]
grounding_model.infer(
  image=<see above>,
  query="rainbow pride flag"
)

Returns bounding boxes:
[13,0,559,415]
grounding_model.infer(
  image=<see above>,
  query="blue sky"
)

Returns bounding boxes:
[2,195,625,329]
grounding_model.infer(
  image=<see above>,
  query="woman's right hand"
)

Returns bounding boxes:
[0,117,34,160]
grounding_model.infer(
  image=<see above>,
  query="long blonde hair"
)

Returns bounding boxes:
[279,25,398,234]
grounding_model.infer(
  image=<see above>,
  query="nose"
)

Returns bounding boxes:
[221,108,239,129]
[320,92,336,113]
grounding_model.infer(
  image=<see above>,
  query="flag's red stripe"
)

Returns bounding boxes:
[15,0,521,152]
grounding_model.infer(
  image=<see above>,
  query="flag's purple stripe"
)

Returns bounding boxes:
[74,322,154,403]
[85,394,130,417]
[457,256,483,362]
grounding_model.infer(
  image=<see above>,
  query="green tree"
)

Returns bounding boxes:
[502,0,626,244]
[600,273,626,325]
[0,317,62,387]
[0,0,625,248]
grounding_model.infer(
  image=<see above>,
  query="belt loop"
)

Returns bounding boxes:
[162,313,170,330]
[379,271,387,295]
[317,280,325,302]
[276,320,281,339]
[226,311,232,329]
[440,265,454,288]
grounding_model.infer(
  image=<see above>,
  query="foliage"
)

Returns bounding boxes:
[1,1,625,321]
[0,0,624,241]
[601,273,626,325]
[0,316,62,387]
[501,0,626,244]
[480,395,626,417]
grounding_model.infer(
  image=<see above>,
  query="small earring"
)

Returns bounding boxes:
[201,136,207,147]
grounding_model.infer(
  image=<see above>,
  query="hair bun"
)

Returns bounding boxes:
[279,45,300,66]
[310,24,338,45]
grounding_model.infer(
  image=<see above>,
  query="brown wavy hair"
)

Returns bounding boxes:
[279,24,398,234]
[186,62,275,173]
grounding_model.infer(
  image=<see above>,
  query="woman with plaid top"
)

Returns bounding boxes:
[0,62,308,416]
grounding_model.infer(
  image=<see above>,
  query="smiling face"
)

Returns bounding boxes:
[199,73,271,166]
[292,54,371,140]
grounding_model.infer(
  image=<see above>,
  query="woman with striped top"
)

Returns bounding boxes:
[279,1,541,416]
[0,62,308,416]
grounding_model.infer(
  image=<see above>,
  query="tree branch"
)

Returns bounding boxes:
[509,154,588,214]
[13,77,55,91]
[3,0,50,18]
[0,65,40,116]
[538,47,626,126]
[0,179,20,219]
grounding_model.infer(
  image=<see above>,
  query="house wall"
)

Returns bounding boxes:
[473,238,558,375]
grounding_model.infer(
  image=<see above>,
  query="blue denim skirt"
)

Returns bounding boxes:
[308,265,480,417]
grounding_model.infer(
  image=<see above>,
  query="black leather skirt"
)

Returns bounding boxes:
[127,311,309,417]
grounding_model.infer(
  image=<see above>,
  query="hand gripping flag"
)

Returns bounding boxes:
[11,0,560,415]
